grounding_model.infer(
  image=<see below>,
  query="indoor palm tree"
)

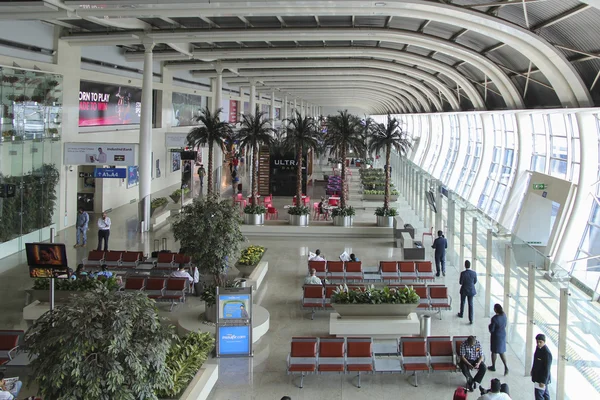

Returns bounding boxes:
[187,106,232,196]
[283,111,320,207]
[361,116,376,161]
[237,105,274,206]
[368,115,412,210]
[325,110,365,209]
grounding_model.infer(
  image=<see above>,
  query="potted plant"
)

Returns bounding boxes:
[156,331,215,399]
[237,105,274,207]
[47,127,59,137]
[331,284,420,318]
[332,206,355,227]
[282,111,320,212]
[171,197,245,320]
[325,110,365,210]
[29,276,120,303]
[170,187,190,203]
[235,245,266,276]
[150,197,169,216]
[287,205,310,226]
[375,206,398,227]
[24,288,173,399]
[243,204,266,225]
[187,107,231,196]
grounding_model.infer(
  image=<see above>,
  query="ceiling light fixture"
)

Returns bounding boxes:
[374,2,386,6]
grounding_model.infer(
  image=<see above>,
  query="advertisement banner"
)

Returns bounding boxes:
[217,325,251,356]
[127,166,139,188]
[165,133,188,148]
[79,81,142,127]
[64,143,136,166]
[218,294,251,320]
[172,92,204,127]
[229,100,238,123]
[93,168,127,179]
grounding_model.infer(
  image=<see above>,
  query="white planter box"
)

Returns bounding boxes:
[179,363,219,400]
[331,303,419,318]
[289,214,309,226]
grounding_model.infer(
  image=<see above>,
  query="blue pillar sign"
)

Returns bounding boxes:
[216,287,253,357]
[93,168,127,179]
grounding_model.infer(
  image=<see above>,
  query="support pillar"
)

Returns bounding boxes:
[472,217,478,272]
[138,42,155,232]
[293,98,297,115]
[557,288,569,400]
[248,81,257,186]
[435,181,443,232]
[213,64,224,195]
[525,262,536,377]
[459,208,466,267]
[504,244,512,318]
[239,86,246,117]
[448,196,455,263]
[270,91,276,128]
[485,229,493,317]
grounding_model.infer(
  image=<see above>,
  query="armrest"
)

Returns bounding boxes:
[8,345,19,360]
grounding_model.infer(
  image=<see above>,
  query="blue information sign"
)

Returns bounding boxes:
[93,168,127,179]
[217,325,251,356]
[219,294,251,319]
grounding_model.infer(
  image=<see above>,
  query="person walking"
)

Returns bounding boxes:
[488,303,509,375]
[458,259,477,324]
[97,211,111,251]
[431,230,447,277]
[531,334,552,400]
[198,165,206,187]
[74,207,89,248]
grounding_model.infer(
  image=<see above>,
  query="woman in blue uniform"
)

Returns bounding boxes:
[488,303,509,375]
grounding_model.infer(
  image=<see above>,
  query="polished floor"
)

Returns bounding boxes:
[0,160,557,399]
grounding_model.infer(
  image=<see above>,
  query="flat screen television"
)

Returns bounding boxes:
[426,190,437,213]
[25,243,70,278]
[181,150,197,160]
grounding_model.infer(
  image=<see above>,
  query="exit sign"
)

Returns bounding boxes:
[533,183,547,190]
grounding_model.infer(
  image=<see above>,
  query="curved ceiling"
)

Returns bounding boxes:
[2,0,600,114]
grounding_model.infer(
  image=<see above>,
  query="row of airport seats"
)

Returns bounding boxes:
[83,250,192,271]
[287,335,472,388]
[301,283,452,320]
[122,276,189,311]
[307,260,435,282]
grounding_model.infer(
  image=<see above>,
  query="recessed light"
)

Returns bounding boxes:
[375,2,386,6]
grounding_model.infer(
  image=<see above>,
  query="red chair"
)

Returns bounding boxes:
[145,277,167,300]
[308,260,327,279]
[399,261,417,281]
[123,277,145,292]
[345,261,363,282]
[324,285,337,309]
[0,331,22,366]
[156,252,175,269]
[287,337,318,388]
[416,261,435,282]
[104,251,123,269]
[312,202,320,219]
[160,278,188,311]
[328,198,339,206]
[400,337,430,387]
[267,206,278,220]
[292,197,297,206]
[346,337,374,388]
[263,194,273,204]
[83,250,105,268]
[326,261,345,281]
[429,286,452,319]
[380,261,400,281]
[303,196,310,206]
[302,285,324,320]
[413,285,430,310]
[318,337,345,373]
[122,251,143,269]
[234,193,244,203]
[174,253,192,266]
[427,336,456,372]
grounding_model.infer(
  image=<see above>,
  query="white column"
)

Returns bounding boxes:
[300,100,304,116]
[283,96,288,120]
[504,244,512,318]
[213,64,224,195]
[270,91,276,128]
[557,288,569,400]
[249,81,257,116]
[472,217,478,272]
[460,208,466,267]
[485,229,493,317]
[139,42,155,232]
[525,262,536,376]
[239,86,246,117]
[293,98,297,115]
[435,181,443,231]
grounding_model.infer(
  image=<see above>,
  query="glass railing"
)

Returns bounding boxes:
[392,155,600,400]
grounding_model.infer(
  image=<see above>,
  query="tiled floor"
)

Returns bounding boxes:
[0,159,538,399]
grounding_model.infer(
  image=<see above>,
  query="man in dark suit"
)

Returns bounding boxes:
[431,230,447,277]
[458,260,477,324]
[531,333,552,400]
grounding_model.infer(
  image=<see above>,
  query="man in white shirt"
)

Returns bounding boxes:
[477,379,511,400]
[304,269,322,285]
[0,373,22,400]
[97,211,111,251]
[171,265,194,283]
[95,147,108,164]
[308,249,326,262]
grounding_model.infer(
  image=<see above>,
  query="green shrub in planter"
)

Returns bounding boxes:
[332,284,419,304]
[151,197,168,209]
[287,205,310,215]
[32,276,119,292]
[332,206,356,217]
[364,189,399,195]
[243,204,267,214]
[170,188,190,202]
[156,331,215,398]
[374,207,398,217]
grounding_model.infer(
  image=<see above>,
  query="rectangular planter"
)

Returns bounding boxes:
[235,249,266,277]
[362,194,399,202]
[331,303,418,318]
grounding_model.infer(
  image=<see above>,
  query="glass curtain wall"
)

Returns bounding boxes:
[0,66,62,257]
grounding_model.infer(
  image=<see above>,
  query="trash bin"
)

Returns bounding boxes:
[420,315,431,337]
[235,278,247,288]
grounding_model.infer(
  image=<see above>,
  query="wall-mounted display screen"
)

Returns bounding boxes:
[172,92,204,127]
[79,81,142,126]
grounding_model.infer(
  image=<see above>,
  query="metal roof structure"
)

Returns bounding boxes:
[2,0,600,113]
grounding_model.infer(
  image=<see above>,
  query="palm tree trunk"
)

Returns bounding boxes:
[207,144,214,196]
[252,144,258,206]
[340,145,347,209]
[296,145,303,206]
[384,144,391,210]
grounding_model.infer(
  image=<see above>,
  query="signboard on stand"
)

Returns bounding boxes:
[216,287,253,357]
